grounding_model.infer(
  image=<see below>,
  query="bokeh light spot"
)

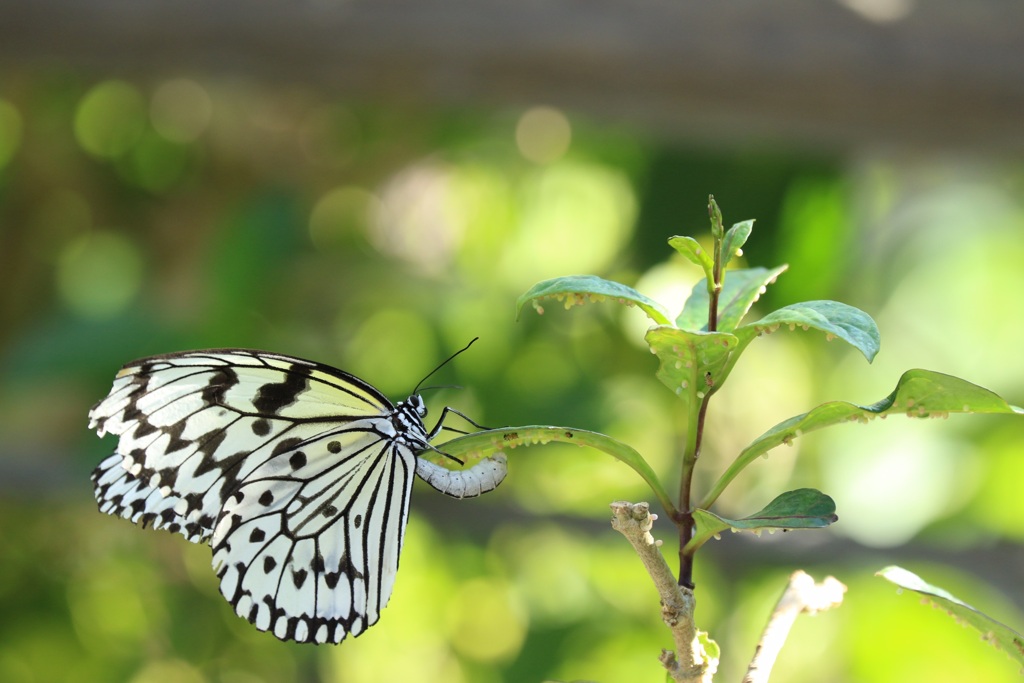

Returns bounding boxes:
[74,81,146,158]
[623,259,696,344]
[57,231,143,319]
[128,659,207,683]
[150,78,213,143]
[839,0,914,23]
[446,578,526,662]
[822,427,977,546]
[0,99,23,169]
[500,162,637,287]
[342,309,438,395]
[309,186,379,251]
[67,563,157,648]
[371,162,464,273]
[497,526,593,624]
[120,130,190,192]
[516,106,572,164]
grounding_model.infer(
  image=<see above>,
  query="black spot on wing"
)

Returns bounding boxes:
[289,451,307,470]
[273,437,304,457]
[201,366,240,406]
[253,365,310,415]
[251,419,271,436]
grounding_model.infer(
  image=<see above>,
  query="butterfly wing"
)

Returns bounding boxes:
[87,347,481,644]
[88,349,392,543]
[91,451,206,539]
[211,425,416,643]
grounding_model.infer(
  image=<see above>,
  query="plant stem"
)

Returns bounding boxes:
[612,501,717,682]
[677,392,709,587]
[678,197,726,586]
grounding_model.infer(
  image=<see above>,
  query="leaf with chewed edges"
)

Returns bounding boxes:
[701,370,1024,508]
[685,488,836,554]
[878,566,1024,668]
[644,326,738,406]
[439,426,677,519]
[516,275,672,325]
[721,219,754,270]
[737,299,880,362]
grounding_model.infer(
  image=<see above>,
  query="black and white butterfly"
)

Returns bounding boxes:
[87,345,506,644]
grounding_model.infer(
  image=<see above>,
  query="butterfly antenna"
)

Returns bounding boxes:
[418,384,463,393]
[414,337,479,394]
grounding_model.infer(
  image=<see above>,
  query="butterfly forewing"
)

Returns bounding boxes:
[89,350,397,541]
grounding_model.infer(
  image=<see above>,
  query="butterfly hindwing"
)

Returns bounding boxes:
[211,425,416,643]
[91,452,207,541]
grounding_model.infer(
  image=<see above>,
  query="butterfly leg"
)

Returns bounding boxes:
[426,406,491,440]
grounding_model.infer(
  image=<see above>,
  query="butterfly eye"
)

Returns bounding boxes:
[412,394,427,417]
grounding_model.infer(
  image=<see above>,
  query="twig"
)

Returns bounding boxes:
[742,570,847,683]
[610,501,717,683]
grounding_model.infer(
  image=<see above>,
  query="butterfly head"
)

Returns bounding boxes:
[405,394,427,418]
[391,394,431,450]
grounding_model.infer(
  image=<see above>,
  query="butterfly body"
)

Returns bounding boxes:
[88,348,505,644]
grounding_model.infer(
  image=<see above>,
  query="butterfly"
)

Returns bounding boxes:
[87,342,506,644]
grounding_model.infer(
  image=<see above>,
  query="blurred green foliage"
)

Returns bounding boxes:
[2,71,1024,682]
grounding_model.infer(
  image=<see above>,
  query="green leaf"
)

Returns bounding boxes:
[645,326,738,403]
[676,266,788,332]
[668,236,714,284]
[686,489,836,554]
[721,219,754,270]
[737,299,880,363]
[437,425,678,518]
[877,566,1024,668]
[516,275,672,325]
[701,370,1024,508]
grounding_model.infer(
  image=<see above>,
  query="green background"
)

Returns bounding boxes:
[2,74,1024,682]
